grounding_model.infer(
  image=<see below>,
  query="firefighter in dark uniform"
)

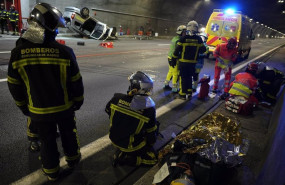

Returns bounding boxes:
[7,3,84,181]
[105,71,158,167]
[255,62,285,104]
[8,4,18,35]
[0,3,9,34]
[171,20,206,100]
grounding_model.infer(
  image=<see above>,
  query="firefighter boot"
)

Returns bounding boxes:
[112,150,126,167]
[29,141,41,152]
[172,83,179,93]
[163,80,172,90]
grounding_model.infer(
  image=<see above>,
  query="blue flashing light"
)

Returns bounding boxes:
[225,8,235,14]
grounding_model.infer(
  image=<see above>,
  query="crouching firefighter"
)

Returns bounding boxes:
[105,71,159,167]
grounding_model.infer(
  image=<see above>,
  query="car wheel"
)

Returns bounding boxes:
[80,7,89,19]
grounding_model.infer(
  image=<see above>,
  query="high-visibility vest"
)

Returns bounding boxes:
[214,43,237,69]
[229,72,258,98]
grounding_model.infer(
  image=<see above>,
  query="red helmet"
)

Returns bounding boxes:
[246,62,258,73]
[227,37,237,49]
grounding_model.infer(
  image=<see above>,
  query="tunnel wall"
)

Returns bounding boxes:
[27,0,283,38]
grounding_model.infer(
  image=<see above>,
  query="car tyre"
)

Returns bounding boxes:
[80,7,89,19]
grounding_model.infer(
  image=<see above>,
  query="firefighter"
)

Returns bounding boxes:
[8,4,18,35]
[7,3,84,181]
[105,71,158,167]
[171,20,206,100]
[255,62,285,104]
[0,3,9,34]
[227,62,259,99]
[164,25,186,93]
[192,32,209,92]
[212,37,238,98]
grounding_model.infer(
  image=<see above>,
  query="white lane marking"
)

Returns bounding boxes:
[158,44,170,46]
[0,51,11,54]
[0,78,7,82]
[9,44,283,184]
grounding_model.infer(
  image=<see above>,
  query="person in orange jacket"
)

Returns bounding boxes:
[227,62,259,99]
[212,37,238,98]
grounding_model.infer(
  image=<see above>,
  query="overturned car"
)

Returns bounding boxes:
[63,7,117,40]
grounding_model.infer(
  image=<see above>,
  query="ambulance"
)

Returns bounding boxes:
[205,9,255,60]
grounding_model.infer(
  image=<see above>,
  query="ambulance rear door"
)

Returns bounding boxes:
[205,10,241,53]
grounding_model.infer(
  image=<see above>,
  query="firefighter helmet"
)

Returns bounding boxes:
[128,71,153,95]
[187,20,198,35]
[256,62,266,74]
[227,37,237,49]
[246,62,258,74]
[29,3,66,32]
[1,3,4,9]
[176,25,186,35]
[10,4,15,9]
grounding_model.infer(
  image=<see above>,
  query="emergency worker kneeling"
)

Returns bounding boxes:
[105,71,159,167]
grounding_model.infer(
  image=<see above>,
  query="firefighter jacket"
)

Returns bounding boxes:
[213,43,237,69]
[168,35,180,60]
[7,38,84,121]
[172,34,206,63]
[229,72,258,99]
[8,9,18,22]
[105,93,157,152]
[0,8,8,19]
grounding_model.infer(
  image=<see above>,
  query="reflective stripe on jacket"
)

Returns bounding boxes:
[105,93,157,152]
[214,43,237,69]
[172,34,206,63]
[7,38,84,121]
[8,10,18,22]
[229,72,258,98]
[0,9,8,19]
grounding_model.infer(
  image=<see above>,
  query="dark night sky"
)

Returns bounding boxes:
[214,0,285,33]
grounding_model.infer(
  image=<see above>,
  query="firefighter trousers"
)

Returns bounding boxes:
[35,113,81,177]
[179,62,196,96]
[10,21,17,33]
[27,117,39,141]
[0,19,8,33]
[213,61,232,93]
[117,145,157,166]
[165,63,179,86]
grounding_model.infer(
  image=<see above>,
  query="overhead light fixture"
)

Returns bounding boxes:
[282,11,285,13]
[278,0,284,3]
[261,24,264,26]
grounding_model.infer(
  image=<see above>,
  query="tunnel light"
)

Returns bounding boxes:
[278,0,284,3]
[256,21,259,24]
[261,24,264,26]
[282,11,285,14]
[225,8,235,14]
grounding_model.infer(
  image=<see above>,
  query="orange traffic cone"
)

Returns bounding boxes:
[99,42,113,48]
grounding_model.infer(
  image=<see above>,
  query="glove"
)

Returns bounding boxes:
[72,101,83,111]
[169,58,177,68]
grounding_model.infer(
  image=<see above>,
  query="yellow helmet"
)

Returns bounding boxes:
[176,25,186,35]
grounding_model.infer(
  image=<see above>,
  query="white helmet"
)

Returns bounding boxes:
[176,25,186,35]
[256,62,266,75]
[128,71,153,95]
[187,20,198,35]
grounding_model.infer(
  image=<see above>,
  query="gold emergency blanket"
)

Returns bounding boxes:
[159,112,249,166]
